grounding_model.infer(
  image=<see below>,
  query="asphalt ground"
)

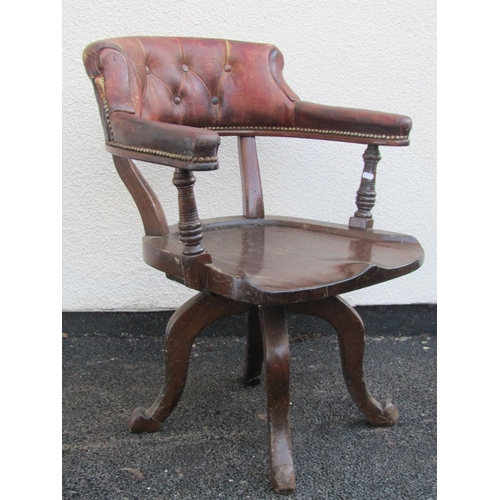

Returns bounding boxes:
[62,332,436,499]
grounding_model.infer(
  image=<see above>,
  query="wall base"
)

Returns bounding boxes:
[62,304,436,339]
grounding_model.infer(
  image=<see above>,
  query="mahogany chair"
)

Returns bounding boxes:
[83,37,423,494]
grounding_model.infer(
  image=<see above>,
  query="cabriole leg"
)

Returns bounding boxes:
[288,296,398,427]
[128,292,250,433]
[259,305,296,494]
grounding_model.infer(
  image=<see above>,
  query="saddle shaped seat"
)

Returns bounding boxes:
[144,216,422,304]
[83,36,424,494]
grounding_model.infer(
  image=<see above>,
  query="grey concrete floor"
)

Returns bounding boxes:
[62,333,436,499]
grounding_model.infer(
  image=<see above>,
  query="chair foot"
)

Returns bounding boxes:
[128,406,162,433]
[369,400,399,427]
[259,305,296,494]
[242,306,263,386]
[272,464,296,494]
[288,296,398,427]
[128,292,250,433]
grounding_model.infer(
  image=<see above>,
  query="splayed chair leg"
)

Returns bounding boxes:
[242,306,264,385]
[259,305,296,494]
[288,296,398,427]
[128,292,250,433]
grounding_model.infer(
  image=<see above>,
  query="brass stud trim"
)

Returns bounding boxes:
[107,141,218,164]
[205,125,408,141]
[94,76,114,141]
[94,76,217,164]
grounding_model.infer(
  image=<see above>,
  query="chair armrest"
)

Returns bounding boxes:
[293,101,412,146]
[106,112,221,170]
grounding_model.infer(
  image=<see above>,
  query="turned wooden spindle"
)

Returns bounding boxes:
[172,169,205,256]
[349,144,381,229]
[172,169,211,289]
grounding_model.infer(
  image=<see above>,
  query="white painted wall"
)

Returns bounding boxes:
[63,0,436,311]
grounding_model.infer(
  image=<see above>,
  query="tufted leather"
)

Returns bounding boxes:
[83,37,412,168]
[84,37,297,124]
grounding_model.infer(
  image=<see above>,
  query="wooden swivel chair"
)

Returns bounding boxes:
[83,37,424,494]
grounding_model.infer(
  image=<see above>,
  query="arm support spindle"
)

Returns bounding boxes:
[349,145,381,229]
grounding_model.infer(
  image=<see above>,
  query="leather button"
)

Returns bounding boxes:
[182,64,189,72]
[211,96,219,105]
[145,65,151,74]
[224,64,232,72]
[174,96,182,104]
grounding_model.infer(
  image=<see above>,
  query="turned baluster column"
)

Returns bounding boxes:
[349,144,381,229]
[173,169,205,255]
[172,169,211,288]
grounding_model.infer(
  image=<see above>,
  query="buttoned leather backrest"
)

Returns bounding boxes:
[83,37,300,128]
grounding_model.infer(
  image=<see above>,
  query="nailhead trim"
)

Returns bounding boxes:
[95,76,217,164]
[94,76,114,141]
[107,141,218,163]
[206,126,408,141]
[95,76,404,162]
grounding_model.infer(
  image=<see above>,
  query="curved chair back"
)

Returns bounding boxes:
[83,37,299,130]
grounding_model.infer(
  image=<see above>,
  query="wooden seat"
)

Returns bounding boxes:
[144,216,423,304]
[83,36,424,494]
